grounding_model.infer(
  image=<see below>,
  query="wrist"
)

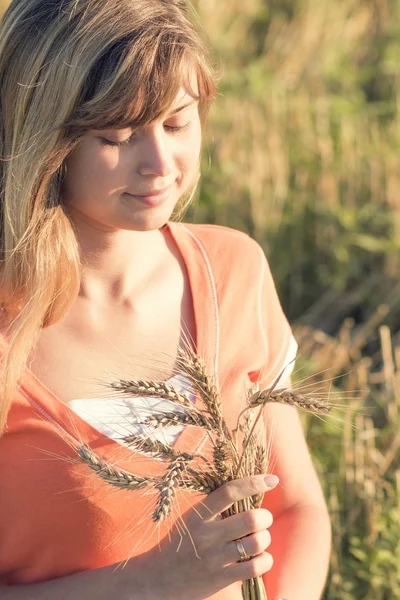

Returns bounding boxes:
[118,553,155,600]
[123,548,179,600]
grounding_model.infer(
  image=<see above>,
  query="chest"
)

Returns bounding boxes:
[27,263,196,405]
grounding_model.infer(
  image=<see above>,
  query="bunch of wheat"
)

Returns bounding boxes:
[76,347,330,600]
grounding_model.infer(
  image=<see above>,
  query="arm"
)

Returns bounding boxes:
[0,557,150,600]
[261,381,331,600]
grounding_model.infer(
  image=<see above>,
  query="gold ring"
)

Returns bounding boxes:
[235,538,249,562]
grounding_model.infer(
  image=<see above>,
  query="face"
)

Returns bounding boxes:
[62,83,202,232]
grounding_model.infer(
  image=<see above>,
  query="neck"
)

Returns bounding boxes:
[73,218,168,304]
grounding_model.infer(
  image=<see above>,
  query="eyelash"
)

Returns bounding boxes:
[100,123,190,147]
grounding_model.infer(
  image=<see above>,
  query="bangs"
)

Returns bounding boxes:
[64,29,215,135]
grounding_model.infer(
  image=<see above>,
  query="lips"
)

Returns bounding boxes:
[128,184,173,197]
[125,183,174,207]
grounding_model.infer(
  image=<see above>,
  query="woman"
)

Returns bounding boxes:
[0,0,331,598]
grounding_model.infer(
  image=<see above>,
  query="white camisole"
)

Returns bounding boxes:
[67,373,196,448]
[66,338,298,448]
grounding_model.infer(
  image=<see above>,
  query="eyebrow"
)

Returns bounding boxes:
[169,99,199,116]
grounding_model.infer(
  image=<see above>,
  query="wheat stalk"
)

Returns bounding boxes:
[240,410,258,473]
[251,445,269,509]
[76,347,331,600]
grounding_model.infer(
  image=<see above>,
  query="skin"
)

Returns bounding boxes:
[62,86,202,302]
[20,76,331,598]
[28,83,204,396]
[63,94,201,233]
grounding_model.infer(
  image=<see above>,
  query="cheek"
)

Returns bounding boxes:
[178,124,202,176]
[62,147,123,205]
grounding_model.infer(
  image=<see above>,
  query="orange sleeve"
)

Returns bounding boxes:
[247,247,297,391]
[180,223,296,394]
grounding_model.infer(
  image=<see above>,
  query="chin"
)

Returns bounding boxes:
[119,206,175,232]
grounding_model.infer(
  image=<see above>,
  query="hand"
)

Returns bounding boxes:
[143,474,279,600]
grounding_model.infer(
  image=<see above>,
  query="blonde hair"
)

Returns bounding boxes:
[0,0,216,434]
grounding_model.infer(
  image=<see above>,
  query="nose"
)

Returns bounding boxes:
[138,128,174,177]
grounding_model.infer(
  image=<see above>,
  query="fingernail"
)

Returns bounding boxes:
[264,474,279,488]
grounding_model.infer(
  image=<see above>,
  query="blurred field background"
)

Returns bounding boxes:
[190,1,400,597]
[1,0,400,597]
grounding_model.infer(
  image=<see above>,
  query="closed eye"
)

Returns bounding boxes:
[99,122,190,147]
[100,134,135,148]
[165,123,190,134]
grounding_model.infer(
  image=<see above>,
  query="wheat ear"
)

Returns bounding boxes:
[176,348,229,438]
[153,454,193,522]
[182,468,220,493]
[109,379,196,410]
[79,443,217,496]
[77,445,152,490]
[235,367,289,477]
[176,347,238,476]
[249,388,331,414]
[121,435,178,460]
[141,411,218,431]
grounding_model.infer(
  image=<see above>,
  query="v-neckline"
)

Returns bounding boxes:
[8,221,218,473]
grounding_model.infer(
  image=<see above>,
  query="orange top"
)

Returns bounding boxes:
[0,222,294,598]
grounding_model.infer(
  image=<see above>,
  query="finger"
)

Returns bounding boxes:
[224,529,272,565]
[229,551,274,580]
[203,475,279,519]
[215,508,273,542]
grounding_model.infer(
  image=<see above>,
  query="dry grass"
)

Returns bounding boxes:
[187,0,400,332]
[196,0,399,233]
[293,321,400,599]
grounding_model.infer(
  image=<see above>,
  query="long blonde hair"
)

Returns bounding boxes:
[0,0,216,433]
